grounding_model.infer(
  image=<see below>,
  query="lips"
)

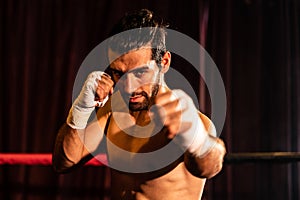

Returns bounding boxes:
[129,95,145,103]
[128,90,148,101]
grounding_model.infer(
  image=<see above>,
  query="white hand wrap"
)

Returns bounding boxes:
[66,71,109,129]
[172,90,215,157]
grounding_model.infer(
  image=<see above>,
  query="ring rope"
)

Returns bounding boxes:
[1,152,300,166]
[0,153,106,166]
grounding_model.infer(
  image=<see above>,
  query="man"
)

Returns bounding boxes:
[53,9,226,200]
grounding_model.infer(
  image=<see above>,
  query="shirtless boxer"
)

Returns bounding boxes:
[52,9,226,200]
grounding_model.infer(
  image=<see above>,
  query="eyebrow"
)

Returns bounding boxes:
[128,66,150,74]
[109,65,150,75]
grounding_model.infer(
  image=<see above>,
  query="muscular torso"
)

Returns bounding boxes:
[110,163,205,200]
[104,112,205,200]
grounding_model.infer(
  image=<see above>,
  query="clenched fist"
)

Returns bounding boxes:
[153,89,212,156]
[67,71,114,129]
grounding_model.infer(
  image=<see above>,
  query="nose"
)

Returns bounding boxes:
[122,73,140,94]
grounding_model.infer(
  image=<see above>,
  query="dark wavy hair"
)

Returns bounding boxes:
[108,9,169,65]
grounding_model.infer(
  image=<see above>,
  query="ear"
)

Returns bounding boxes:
[160,51,171,73]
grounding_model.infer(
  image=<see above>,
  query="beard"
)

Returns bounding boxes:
[129,83,159,111]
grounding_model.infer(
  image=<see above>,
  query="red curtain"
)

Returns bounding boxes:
[1,0,300,199]
[204,0,300,200]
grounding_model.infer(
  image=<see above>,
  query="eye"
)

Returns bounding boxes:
[133,69,147,78]
[111,69,124,79]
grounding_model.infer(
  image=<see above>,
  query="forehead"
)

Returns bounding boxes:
[108,48,153,72]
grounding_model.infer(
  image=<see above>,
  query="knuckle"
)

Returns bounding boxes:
[89,71,99,78]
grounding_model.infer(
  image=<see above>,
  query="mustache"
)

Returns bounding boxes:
[119,90,149,101]
[130,91,148,98]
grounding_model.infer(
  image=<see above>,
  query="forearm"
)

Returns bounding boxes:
[52,72,113,173]
[184,136,226,179]
[52,123,88,173]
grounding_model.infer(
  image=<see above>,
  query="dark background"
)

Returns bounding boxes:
[1,0,299,199]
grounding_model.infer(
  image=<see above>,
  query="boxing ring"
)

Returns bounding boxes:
[0,153,107,166]
[1,152,300,166]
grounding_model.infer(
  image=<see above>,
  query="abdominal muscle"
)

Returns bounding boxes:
[109,161,206,200]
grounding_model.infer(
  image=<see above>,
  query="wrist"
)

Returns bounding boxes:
[66,94,109,129]
[184,116,209,153]
[66,104,94,129]
[174,115,216,158]
[191,134,216,158]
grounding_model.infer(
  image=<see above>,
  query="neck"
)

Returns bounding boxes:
[129,110,152,126]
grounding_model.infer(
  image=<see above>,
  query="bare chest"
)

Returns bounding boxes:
[107,114,169,152]
[105,114,177,172]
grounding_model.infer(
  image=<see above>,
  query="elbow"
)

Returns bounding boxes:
[185,138,226,179]
[52,152,93,173]
[52,153,76,174]
[52,163,72,174]
[198,160,224,179]
[185,154,225,179]
[200,143,226,179]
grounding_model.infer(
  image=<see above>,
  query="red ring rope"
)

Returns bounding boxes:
[2,152,300,166]
[0,153,106,166]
